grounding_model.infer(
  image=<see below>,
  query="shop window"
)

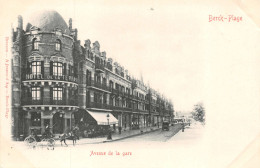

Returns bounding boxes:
[31,112,41,126]
[55,39,61,51]
[53,62,63,76]
[32,87,41,100]
[53,87,63,100]
[32,38,39,50]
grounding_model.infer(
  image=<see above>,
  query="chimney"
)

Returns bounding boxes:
[69,18,72,30]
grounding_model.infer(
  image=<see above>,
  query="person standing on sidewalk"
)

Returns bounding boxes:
[107,127,112,140]
[72,125,79,140]
[118,126,122,134]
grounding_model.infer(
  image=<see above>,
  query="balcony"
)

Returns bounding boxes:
[87,102,132,111]
[112,105,132,111]
[22,97,77,106]
[111,89,126,97]
[24,74,78,83]
[137,109,148,113]
[132,95,139,100]
[87,102,107,109]
[87,80,111,92]
[95,63,105,73]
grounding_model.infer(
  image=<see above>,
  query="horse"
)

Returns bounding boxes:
[67,132,78,146]
[59,132,78,146]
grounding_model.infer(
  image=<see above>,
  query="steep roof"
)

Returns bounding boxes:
[26,10,70,34]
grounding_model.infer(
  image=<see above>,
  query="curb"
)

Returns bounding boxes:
[56,124,184,146]
[103,127,162,143]
[72,127,162,145]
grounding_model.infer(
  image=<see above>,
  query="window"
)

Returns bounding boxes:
[68,64,74,76]
[53,62,63,76]
[32,38,39,50]
[109,81,113,89]
[32,87,41,100]
[107,63,112,71]
[103,94,107,104]
[31,61,41,75]
[55,39,61,51]
[53,87,63,100]
[115,68,119,75]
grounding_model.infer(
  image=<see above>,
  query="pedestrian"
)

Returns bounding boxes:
[118,126,122,134]
[44,124,51,138]
[73,125,79,140]
[107,127,112,140]
[182,123,185,132]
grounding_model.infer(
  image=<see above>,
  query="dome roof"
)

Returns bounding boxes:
[26,10,70,34]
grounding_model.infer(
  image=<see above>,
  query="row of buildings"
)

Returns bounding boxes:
[11,10,174,139]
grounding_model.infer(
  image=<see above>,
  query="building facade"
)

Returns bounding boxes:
[11,10,174,139]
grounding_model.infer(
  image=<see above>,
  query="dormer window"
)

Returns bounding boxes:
[55,39,61,51]
[32,38,39,50]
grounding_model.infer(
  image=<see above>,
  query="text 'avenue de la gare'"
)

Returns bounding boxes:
[90,150,132,157]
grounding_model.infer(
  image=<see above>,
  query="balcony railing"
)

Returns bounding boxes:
[87,102,132,111]
[22,97,77,106]
[87,80,111,92]
[24,74,78,83]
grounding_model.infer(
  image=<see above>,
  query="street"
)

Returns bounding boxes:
[4,122,206,168]
[114,124,184,143]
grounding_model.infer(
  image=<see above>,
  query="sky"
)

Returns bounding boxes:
[14,1,205,112]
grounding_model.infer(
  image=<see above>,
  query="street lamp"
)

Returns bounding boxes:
[107,113,110,125]
[107,113,112,140]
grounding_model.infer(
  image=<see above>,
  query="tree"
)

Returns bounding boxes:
[191,102,205,123]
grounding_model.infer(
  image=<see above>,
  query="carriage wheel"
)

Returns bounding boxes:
[47,138,55,150]
[39,138,48,148]
[24,136,37,148]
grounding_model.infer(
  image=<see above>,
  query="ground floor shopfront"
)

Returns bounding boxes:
[70,109,152,137]
[18,107,78,137]
[17,107,171,139]
[116,112,150,131]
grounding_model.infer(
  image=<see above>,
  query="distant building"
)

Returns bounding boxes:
[11,10,174,139]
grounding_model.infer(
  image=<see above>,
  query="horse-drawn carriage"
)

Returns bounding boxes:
[24,128,55,150]
[24,127,79,149]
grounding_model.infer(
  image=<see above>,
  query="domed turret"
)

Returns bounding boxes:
[26,10,70,35]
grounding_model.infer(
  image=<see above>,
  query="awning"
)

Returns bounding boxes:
[87,110,118,125]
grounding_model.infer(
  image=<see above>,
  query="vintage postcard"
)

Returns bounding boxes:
[0,0,260,168]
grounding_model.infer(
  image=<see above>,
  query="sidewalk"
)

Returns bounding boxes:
[71,125,162,145]
[17,124,185,148]
[71,123,186,145]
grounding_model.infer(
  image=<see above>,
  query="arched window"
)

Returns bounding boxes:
[32,38,39,50]
[55,39,61,51]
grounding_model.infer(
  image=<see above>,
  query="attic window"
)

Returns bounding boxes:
[55,39,61,51]
[32,38,39,50]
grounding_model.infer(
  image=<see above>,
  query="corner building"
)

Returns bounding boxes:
[11,11,174,139]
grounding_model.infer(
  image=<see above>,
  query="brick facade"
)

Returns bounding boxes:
[11,10,174,140]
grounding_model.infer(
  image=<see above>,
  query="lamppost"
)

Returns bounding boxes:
[107,113,112,140]
[107,113,110,125]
